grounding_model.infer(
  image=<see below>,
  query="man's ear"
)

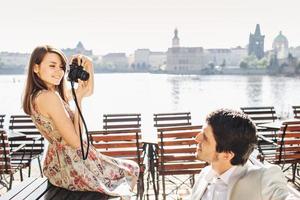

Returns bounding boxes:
[222,151,235,161]
[33,64,39,74]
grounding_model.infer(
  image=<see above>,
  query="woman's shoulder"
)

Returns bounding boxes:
[35,90,64,109]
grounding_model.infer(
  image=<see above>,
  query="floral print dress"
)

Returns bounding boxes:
[30,91,139,199]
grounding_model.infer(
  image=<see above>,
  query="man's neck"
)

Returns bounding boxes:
[211,161,233,175]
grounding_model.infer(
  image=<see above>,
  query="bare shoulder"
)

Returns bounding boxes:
[35,91,64,114]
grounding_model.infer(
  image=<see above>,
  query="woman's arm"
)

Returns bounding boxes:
[36,91,81,149]
[66,55,94,135]
[68,54,94,100]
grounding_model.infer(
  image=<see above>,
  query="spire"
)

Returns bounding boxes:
[174,28,178,39]
[172,28,180,47]
[254,24,261,35]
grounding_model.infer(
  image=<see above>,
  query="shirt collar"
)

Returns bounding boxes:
[204,166,237,185]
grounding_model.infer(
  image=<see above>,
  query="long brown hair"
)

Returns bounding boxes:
[22,45,68,115]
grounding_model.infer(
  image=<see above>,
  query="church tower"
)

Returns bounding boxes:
[248,24,265,59]
[172,28,180,47]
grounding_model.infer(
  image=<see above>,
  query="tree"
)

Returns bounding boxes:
[220,59,226,68]
[242,55,258,68]
[240,61,248,69]
[257,58,268,68]
[208,62,215,69]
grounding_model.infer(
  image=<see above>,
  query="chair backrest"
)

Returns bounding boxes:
[153,112,191,128]
[89,128,144,167]
[157,125,206,176]
[0,114,5,129]
[276,121,300,163]
[240,106,277,125]
[292,106,300,119]
[0,130,12,174]
[9,115,44,154]
[103,113,141,130]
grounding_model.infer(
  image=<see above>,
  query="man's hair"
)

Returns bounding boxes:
[206,108,257,165]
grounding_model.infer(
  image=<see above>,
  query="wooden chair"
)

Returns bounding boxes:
[240,106,278,127]
[156,125,206,200]
[292,106,300,119]
[90,117,144,199]
[0,114,5,129]
[0,130,26,190]
[153,112,191,128]
[258,121,300,182]
[103,113,141,130]
[241,106,279,153]
[8,115,44,177]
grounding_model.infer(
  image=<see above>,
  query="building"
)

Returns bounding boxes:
[134,49,166,71]
[272,31,289,59]
[248,24,265,59]
[229,47,248,66]
[148,52,166,70]
[101,53,128,71]
[62,41,93,58]
[202,47,247,68]
[289,46,300,58]
[166,47,206,73]
[205,49,231,67]
[166,28,206,73]
[0,52,30,67]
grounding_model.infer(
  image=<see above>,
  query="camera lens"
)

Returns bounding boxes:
[68,64,90,82]
[78,70,89,81]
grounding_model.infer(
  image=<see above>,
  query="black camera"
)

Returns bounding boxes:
[68,59,89,82]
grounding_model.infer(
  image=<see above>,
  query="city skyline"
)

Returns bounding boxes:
[1,0,299,55]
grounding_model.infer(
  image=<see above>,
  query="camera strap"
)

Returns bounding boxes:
[70,81,90,160]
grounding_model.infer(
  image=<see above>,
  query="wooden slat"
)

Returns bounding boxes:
[99,150,143,157]
[158,162,205,170]
[241,110,276,115]
[160,147,197,154]
[89,129,141,134]
[241,106,275,110]
[1,177,40,199]
[11,178,48,200]
[103,124,140,129]
[155,122,192,127]
[24,179,51,200]
[159,169,201,175]
[157,125,202,132]
[250,116,277,121]
[91,134,141,142]
[158,131,199,138]
[104,113,141,117]
[154,112,190,116]
[103,117,141,123]
[154,116,191,121]
[158,155,197,162]
[158,140,197,146]
[93,142,143,149]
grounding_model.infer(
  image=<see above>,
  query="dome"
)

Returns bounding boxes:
[273,31,288,45]
[272,31,289,59]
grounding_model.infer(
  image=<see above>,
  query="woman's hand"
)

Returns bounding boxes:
[69,54,94,100]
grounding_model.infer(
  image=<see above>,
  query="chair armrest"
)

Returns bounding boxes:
[10,143,26,154]
[33,136,43,141]
[257,134,278,146]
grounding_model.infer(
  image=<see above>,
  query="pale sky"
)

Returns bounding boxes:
[1,0,299,55]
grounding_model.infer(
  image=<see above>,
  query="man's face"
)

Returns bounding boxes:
[195,124,219,164]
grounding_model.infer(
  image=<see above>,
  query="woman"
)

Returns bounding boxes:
[22,45,139,199]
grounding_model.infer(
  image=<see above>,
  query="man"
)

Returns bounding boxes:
[190,109,295,200]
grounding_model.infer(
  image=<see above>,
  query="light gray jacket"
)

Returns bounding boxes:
[190,163,296,200]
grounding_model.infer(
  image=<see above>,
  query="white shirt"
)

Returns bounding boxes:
[201,166,237,200]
